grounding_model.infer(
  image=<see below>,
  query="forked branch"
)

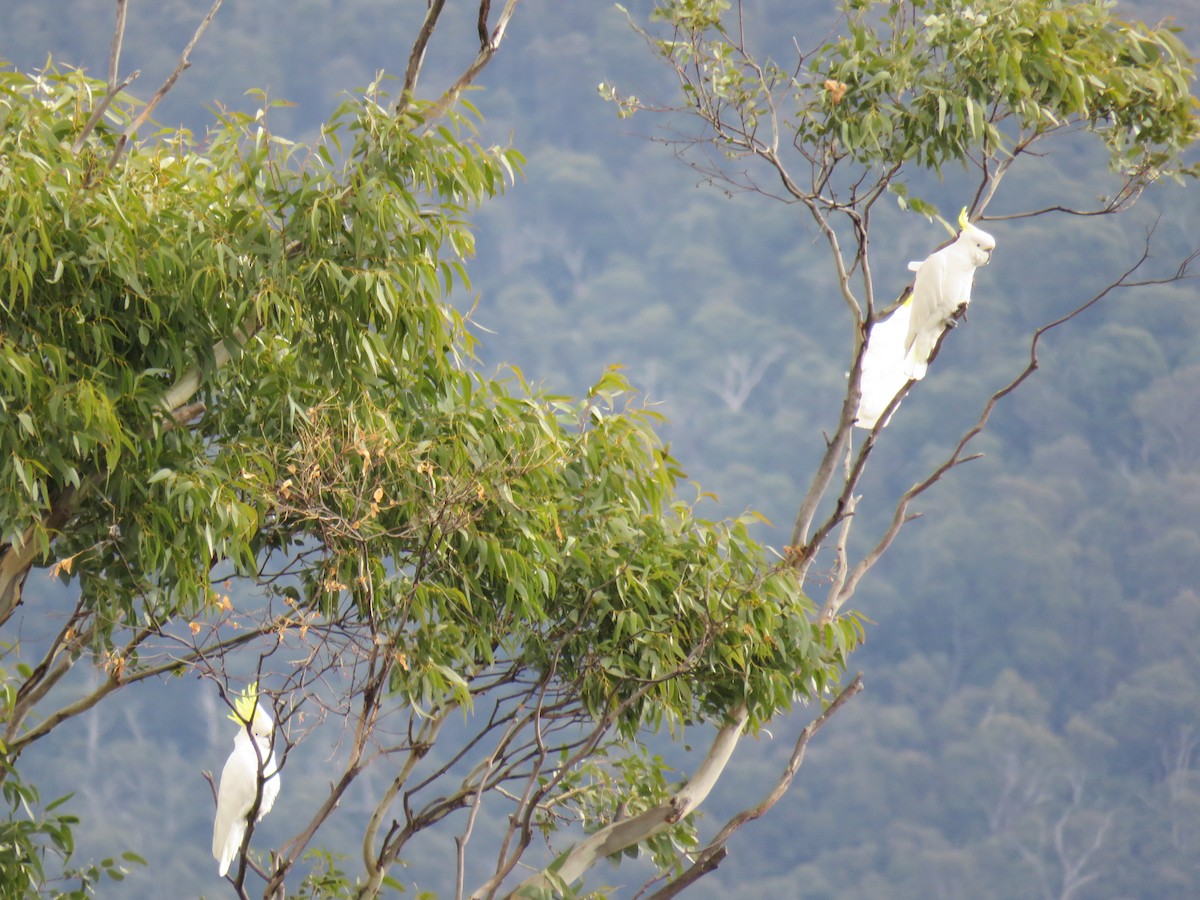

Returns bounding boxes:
[504,705,751,898]
[107,0,226,169]
[645,674,864,899]
[423,0,521,124]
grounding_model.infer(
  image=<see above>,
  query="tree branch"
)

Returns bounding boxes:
[648,675,863,899]
[108,0,226,169]
[399,0,448,112]
[504,704,750,898]
[72,71,140,154]
[5,623,274,756]
[0,484,80,629]
[421,0,520,124]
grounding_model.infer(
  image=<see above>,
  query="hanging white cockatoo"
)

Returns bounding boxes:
[902,215,995,380]
[854,295,914,429]
[212,683,281,878]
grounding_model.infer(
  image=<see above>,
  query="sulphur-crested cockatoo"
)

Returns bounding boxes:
[855,296,914,429]
[902,220,995,380]
[212,683,280,877]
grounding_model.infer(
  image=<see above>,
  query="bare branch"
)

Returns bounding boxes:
[108,0,226,169]
[821,477,858,617]
[72,70,140,154]
[477,0,493,48]
[5,596,96,740]
[358,708,453,897]
[984,189,1150,221]
[108,0,128,89]
[649,675,864,899]
[6,623,272,756]
[641,846,727,899]
[268,646,395,897]
[422,0,521,124]
[504,705,751,898]
[400,0,448,112]
[0,484,80,628]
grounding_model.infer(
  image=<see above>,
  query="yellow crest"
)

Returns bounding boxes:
[935,206,973,239]
[227,682,263,726]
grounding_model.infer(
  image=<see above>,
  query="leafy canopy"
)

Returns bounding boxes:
[816,0,1199,174]
[643,0,1199,179]
[0,59,857,890]
[0,62,515,639]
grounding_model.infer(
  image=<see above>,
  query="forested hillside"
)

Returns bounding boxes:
[2,1,1198,897]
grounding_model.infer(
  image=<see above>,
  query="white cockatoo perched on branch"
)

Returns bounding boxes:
[903,216,995,380]
[212,683,281,877]
[854,211,995,428]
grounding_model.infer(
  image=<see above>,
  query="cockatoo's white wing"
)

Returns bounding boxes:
[213,731,258,877]
[902,224,995,380]
[251,707,281,821]
[903,250,953,380]
[855,299,914,429]
[256,746,280,820]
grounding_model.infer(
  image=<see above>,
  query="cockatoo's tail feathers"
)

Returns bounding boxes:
[855,300,916,429]
[228,682,261,726]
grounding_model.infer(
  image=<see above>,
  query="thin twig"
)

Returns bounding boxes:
[108,0,226,169]
[72,1,137,155]
[72,70,140,154]
[108,0,128,89]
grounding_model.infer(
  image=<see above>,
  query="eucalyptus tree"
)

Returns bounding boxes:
[589,0,1200,890]
[0,0,1197,898]
[0,2,848,897]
